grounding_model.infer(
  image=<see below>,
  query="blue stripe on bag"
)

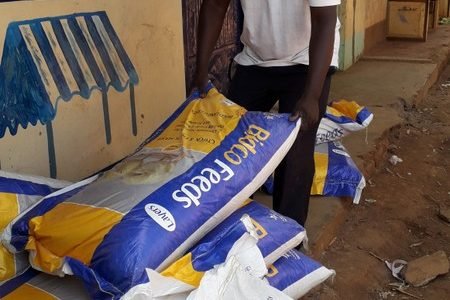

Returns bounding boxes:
[323,142,362,199]
[0,177,58,196]
[193,201,304,269]
[267,250,323,291]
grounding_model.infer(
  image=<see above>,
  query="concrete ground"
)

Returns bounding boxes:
[255,25,450,257]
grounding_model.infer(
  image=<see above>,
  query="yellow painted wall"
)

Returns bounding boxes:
[439,0,449,17]
[365,0,388,51]
[338,0,354,70]
[0,0,186,181]
[354,0,366,60]
[339,0,365,70]
[366,0,388,29]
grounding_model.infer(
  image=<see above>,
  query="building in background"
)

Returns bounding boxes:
[0,0,448,181]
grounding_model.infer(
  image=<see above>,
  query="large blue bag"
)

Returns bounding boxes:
[2,86,301,299]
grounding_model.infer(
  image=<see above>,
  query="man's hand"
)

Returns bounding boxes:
[290,6,337,131]
[190,70,209,98]
[289,95,320,131]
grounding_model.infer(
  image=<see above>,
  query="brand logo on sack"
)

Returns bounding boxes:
[223,125,271,165]
[332,149,350,157]
[145,203,176,232]
[316,128,344,143]
[172,124,271,209]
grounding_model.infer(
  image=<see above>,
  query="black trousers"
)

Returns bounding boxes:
[227,64,333,226]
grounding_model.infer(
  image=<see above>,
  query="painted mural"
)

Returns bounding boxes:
[0,11,139,178]
[0,0,185,181]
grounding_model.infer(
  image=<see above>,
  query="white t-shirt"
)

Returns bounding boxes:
[234,0,341,67]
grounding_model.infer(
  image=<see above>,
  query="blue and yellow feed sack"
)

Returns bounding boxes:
[266,249,335,299]
[2,85,301,299]
[311,141,365,203]
[317,99,373,144]
[161,200,307,287]
[0,171,69,285]
[264,140,365,203]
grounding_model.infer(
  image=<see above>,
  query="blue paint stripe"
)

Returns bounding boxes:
[50,19,89,98]
[102,90,112,144]
[12,27,51,125]
[66,17,106,89]
[46,121,57,178]
[98,13,139,84]
[29,22,71,100]
[0,176,58,195]
[129,83,137,136]
[84,16,121,91]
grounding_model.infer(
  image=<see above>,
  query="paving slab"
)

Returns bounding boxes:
[365,25,450,65]
[330,61,437,108]
[305,196,349,258]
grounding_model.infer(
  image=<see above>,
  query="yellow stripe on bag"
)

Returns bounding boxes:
[3,283,57,300]
[147,88,245,154]
[161,253,204,287]
[26,203,122,273]
[0,192,19,229]
[251,218,268,239]
[266,264,279,278]
[311,152,329,195]
[331,100,360,121]
[0,192,19,281]
[241,198,253,206]
[0,245,15,281]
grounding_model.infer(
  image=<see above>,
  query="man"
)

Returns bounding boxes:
[192,0,340,226]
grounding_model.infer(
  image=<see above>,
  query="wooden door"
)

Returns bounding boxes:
[183,0,243,95]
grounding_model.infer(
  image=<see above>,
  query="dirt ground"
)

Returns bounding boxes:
[306,64,450,300]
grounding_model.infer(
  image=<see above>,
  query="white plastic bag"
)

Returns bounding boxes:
[122,215,291,300]
[188,256,291,300]
[187,221,290,300]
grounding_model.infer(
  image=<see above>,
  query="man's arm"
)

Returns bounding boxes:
[290,6,337,130]
[192,0,232,96]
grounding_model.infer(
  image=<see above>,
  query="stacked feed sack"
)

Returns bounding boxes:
[264,99,373,204]
[0,171,69,297]
[2,85,302,299]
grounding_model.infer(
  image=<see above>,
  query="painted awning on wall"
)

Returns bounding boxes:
[0,11,139,137]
